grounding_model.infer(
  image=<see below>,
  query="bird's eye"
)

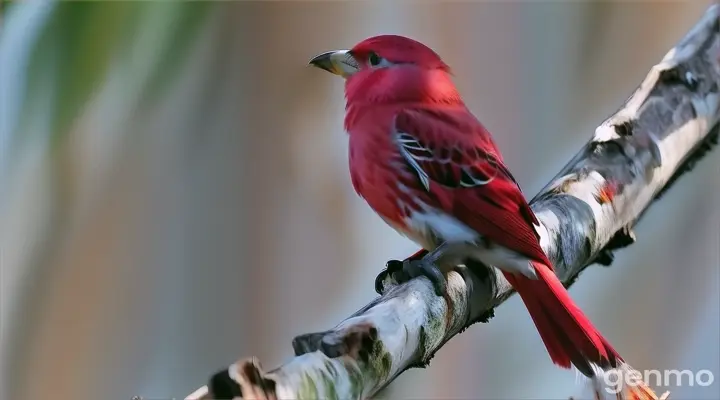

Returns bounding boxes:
[368,52,382,66]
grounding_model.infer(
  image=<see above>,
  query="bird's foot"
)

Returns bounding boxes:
[380,242,473,296]
[375,259,402,294]
[402,257,447,296]
[375,258,446,296]
[376,249,428,294]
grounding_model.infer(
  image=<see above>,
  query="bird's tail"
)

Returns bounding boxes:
[506,262,664,399]
[504,261,621,377]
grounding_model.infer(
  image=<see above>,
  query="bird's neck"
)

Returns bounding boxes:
[344,66,464,131]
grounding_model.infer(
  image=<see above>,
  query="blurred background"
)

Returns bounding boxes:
[1,2,718,400]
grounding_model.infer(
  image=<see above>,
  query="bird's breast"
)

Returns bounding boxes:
[345,104,458,248]
[347,130,442,250]
[348,131,407,222]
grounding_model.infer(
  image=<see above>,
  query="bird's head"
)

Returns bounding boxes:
[308,34,451,79]
[309,35,458,107]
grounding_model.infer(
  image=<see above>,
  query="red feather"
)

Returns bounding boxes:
[392,107,551,267]
[341,35,623,377]
[389,106,621,375]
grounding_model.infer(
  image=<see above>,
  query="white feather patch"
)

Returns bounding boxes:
[402,205,536,278]
[395,131,432,191]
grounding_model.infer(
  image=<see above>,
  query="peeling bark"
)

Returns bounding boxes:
[187,5,719,400]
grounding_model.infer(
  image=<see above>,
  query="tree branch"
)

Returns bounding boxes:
[187,5,719,400]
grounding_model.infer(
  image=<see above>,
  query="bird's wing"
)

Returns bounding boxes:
[393,107,551,266]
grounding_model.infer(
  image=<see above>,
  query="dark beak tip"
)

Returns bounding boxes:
[308,57,324,68]
[308,50,337,64]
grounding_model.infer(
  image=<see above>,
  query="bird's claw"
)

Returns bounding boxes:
[374,259,404,294]
[402,258,447,296]
[379,256,448,296]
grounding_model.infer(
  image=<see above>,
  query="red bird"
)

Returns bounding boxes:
[309,35,623,379]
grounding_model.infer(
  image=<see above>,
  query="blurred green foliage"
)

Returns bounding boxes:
[1,4,215,399]
[25,3,134,145]
[13,2,212,150]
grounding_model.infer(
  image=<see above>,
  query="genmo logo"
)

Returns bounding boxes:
[600,368,715,394]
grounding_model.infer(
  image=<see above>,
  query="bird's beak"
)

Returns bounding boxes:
[308,50,359,78]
